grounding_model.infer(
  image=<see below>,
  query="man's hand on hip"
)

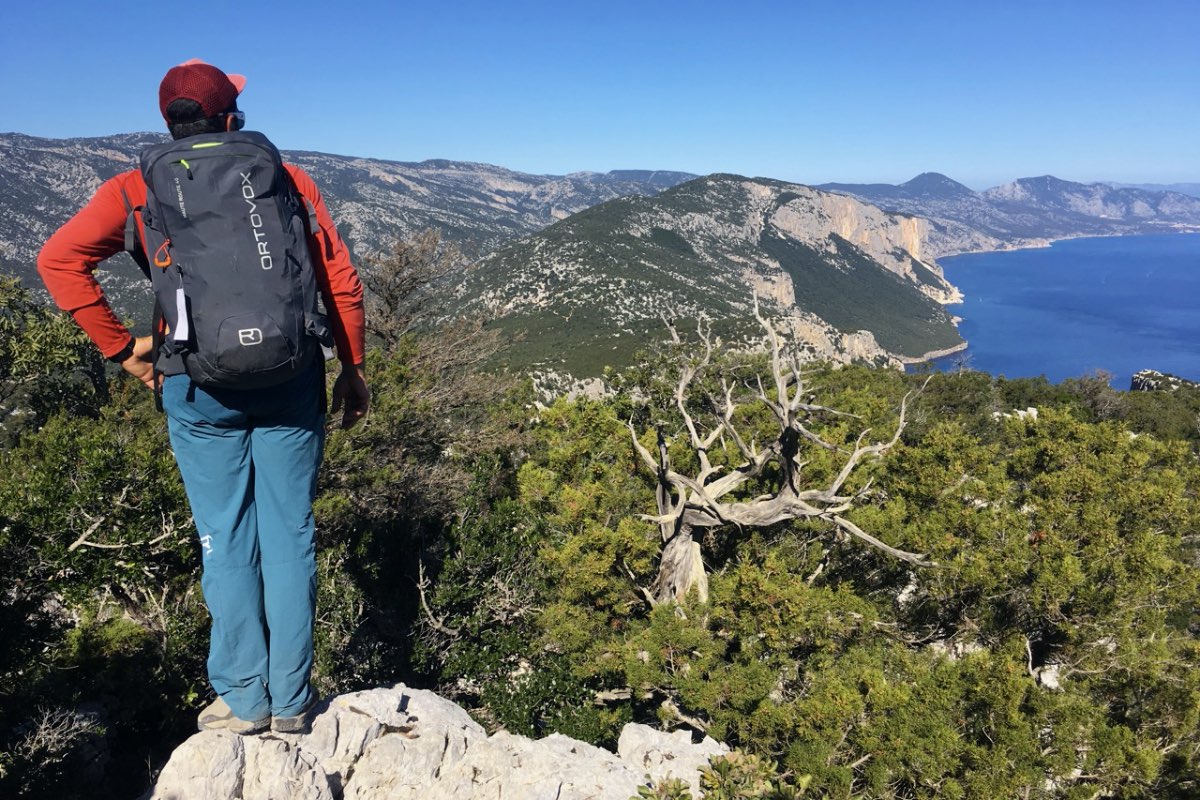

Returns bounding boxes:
[331,363,369,429]
[120,336,156,390]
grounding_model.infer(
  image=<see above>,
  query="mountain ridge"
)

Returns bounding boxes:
[456,174,965,378]
[6,132,1200,381]
[818,172,1200,255]
[0,132,697,317]
[0,132,696,259]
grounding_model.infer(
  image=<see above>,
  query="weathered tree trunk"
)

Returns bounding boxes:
[651,525,709,605]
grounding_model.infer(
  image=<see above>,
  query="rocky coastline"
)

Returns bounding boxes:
[900,340,969,365]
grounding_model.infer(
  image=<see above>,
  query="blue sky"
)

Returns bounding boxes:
[3,0,1196,188]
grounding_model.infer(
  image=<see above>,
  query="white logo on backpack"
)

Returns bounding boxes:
[241,171,274,270]
[239,328,264,346]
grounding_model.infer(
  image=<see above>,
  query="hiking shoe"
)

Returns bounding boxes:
[271,691,320,734]
[197,696,270,735]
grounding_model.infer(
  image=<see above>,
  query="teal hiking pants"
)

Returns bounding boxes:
[162,363,324,721]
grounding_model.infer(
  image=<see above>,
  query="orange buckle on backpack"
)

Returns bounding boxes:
[154,239,172,268]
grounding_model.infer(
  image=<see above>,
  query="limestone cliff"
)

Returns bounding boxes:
[755,184,961,304]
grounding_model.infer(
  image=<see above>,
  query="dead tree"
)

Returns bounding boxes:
[629,299,931,606]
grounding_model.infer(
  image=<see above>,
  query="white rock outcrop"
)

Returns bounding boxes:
[145,684,728,800]
[618,724,728,795]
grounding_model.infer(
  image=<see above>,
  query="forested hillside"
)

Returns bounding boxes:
[3,246,1200,798]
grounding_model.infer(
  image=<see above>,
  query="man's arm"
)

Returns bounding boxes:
[38,172,157,388]
[37,174,139,358]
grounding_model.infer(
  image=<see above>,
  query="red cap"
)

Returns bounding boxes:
[158,58,247,122]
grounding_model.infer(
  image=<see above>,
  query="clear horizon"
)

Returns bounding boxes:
[4,0,1197,188]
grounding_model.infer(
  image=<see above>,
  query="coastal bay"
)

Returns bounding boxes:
[928,233,1200,386]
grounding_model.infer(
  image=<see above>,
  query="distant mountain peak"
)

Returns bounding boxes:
[905,171,954,184]
[1013,175,1075,189]
[899,173,975,198]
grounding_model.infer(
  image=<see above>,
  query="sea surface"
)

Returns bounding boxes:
[926,233,1200,387]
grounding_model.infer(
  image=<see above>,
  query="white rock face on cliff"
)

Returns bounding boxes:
[759,185,961,304]
[145,684,728,800]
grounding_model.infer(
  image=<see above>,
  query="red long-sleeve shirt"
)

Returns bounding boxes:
[38,164,365,365]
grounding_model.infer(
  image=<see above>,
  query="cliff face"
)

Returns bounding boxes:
[763,186,961,303]
[457,175,964,377]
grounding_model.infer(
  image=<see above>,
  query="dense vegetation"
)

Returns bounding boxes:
[2,254,1200,798]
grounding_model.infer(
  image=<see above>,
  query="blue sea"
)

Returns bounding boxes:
[926,233,1200,387]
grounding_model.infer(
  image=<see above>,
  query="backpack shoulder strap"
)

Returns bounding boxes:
[301,196,321,240]
[287,171,332,259]
[118,178,165,410]
[118,183,152,280]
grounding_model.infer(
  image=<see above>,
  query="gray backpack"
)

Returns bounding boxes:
[135,130,331,389]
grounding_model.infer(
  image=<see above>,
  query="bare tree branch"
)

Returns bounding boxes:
[829,514,932,567]
[661,698,709,733]
[417,558,462,639]
[630,294,935,603]
[68,515,111,552]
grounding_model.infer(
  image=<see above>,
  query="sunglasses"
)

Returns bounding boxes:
[226,110,246,130]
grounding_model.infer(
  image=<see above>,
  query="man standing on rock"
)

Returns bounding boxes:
[38,59,369,734]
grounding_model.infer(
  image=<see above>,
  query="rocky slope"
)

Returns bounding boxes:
[0,132,693,315]
[819,172,1200,256]
[457,174,964,377]
[145,684,728,800]
[1130,369,1200,392]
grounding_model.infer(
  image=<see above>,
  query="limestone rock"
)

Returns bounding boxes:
[240,737,334,800]
[149,730,336,800]
[147,731,245,800]
[272,695,382,794]
[428,730,643,800]
[1131,369,1199,392]
[146,684,726,800]
[617,724,729,795]
[341,686,486,799]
